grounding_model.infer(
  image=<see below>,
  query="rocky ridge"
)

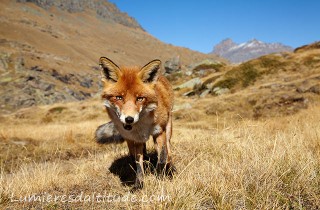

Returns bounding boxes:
[17,0,143,30]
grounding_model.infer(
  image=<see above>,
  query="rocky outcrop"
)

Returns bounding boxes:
[164,56,181,75]
[174,77,202,90]
[16,0,143,30]
[0,52,95,113]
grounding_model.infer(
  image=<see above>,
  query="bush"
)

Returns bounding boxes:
[213,63,260,89]
[240,64,260,87]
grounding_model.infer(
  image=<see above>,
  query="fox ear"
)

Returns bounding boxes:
[99,57,121,82]
[139,59,161,83]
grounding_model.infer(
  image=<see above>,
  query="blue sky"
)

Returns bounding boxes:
[109,0,320,53]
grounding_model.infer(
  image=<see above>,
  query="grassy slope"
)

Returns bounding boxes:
[0,98,319,209]
[183,44,320,120]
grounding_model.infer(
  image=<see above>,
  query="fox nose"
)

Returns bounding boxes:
[125,116,134,124]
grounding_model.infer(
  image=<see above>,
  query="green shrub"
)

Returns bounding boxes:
[303,55,320,67]
[48,106,67,114]
[193,63,224,71]
[214,77,238,89]
[258,56,285,74]
[240,64,260,87]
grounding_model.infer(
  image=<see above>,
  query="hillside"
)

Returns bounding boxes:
[211,38,293,63]
[0,0,222,113]
[176,42,320,120]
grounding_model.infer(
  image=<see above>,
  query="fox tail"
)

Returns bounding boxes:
[95,121,124,144]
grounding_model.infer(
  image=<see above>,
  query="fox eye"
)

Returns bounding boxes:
[115,96,123,101]
[136,97,145,102]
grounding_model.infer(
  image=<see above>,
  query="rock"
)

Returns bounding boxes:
[206,82,215,90]
[30,66,43,72]
[173,103,192,111]
[64,88,91,101]
[18,97,36,107]
[14,55,25,72]
[41,83,54,91]
[51,69,71,84]
[308,84,320,94]
[200,89,210,98]
[65,88,85,100]
[185,70,192,76]
[296,81,311,93]
[280,95,305,104]
[182,90,196,97]
[174,77,202,90]
[0,52,24,72]
[0,53,10,72]
[51,93,67,102]
[80,78,93,88]
[26,75,55,91]
[270,84,283,91]
[212,87,230,95]
[79,91,91,98]
[164,56,181,74]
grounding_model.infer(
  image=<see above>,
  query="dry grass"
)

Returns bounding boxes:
[0,99,319,209]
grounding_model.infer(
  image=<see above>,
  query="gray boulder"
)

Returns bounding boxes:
[212,87,230,95]
[164,56,181,74]
[174,77,202,90]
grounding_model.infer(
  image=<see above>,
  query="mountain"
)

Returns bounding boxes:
[0,0,222,113]
[211,38,293,63]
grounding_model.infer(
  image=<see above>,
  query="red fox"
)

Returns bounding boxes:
[96,57,174,189]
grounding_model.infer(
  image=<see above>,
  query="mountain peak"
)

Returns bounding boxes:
[248,38,260,42]
[221,38,235,44]
[211,39,293,63]
[212,38,237,55]
[247,39,263,45]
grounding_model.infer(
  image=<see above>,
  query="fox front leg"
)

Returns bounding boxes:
[127,140,145,189]
[154,131,173,175]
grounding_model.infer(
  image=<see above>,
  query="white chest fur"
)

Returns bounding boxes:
[108,108,160,143]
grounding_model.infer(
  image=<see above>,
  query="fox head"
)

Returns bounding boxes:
[99,57,161,130]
